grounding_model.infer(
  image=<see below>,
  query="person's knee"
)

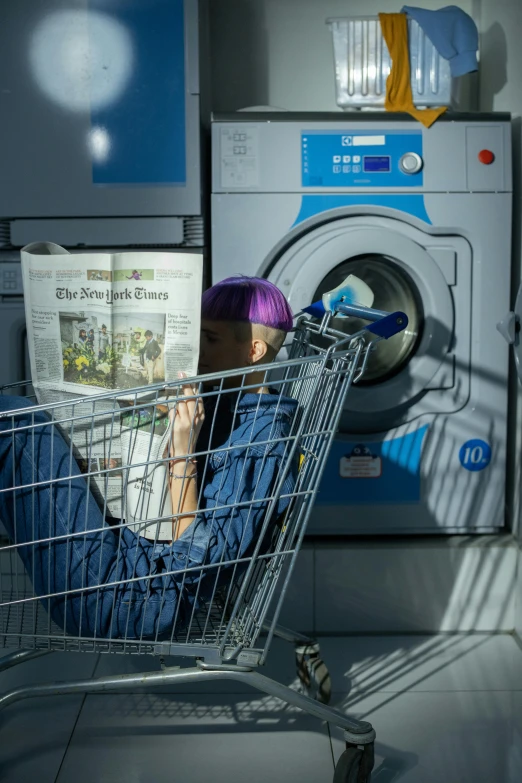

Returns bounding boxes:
[0,395,34,412]
[0,396,49,429]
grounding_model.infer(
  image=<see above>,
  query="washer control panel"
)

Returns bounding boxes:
[302,130,423,188]
[0,262,23,296]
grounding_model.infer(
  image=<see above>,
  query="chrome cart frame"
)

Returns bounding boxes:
[0,305,407,781]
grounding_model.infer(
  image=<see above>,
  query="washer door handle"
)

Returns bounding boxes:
[496,311,518,345]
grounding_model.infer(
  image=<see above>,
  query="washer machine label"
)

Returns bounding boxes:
[317,425,429,505]
[220,127,259,188]
[340,445,382,478]
[459,439,492,472]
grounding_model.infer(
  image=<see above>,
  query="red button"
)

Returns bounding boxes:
[478,149,495,165]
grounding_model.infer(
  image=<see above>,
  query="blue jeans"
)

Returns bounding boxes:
[0,396,185,640]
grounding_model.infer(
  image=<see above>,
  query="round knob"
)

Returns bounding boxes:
[478,149,495,165]
[399,152,423,175]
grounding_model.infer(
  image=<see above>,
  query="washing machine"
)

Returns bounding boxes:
[0,0,208,390]
[211,112,512,534]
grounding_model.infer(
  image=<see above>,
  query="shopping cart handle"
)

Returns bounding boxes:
[335,303,389,321]
[336,303,409,339]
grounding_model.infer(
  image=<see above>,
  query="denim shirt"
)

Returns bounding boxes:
[155,391,299,596]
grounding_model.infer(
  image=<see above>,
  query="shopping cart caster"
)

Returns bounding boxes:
[295,642,332,704]
[333,743,375,783]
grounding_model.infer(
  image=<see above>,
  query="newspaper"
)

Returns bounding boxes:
[21,242,202,538]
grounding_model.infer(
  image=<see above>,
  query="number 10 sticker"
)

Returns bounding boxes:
[459,439,492,472]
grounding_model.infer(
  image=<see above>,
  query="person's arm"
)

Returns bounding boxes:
[168,376,204,541]
[169,457,199,540]
[174,447,297,569]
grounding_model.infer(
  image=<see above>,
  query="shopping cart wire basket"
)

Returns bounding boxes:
[0,303,407,782]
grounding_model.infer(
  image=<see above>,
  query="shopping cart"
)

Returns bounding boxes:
[0,303,407,782]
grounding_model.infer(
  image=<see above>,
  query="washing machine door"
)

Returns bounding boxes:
[267,216,455,427]
[312,254,423,385]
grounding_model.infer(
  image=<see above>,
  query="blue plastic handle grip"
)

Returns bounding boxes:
[365,311,409,339]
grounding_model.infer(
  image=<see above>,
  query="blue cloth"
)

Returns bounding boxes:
[401,5,478,77]
[0,392,297,640]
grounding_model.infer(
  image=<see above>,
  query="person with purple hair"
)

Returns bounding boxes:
[0,276,298,639]
[166,275,296,544]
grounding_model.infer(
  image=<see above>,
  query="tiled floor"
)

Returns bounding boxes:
[1,634,522,782]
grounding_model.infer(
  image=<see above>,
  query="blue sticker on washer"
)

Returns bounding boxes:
[317,425,429,505]
[459,440,492,472]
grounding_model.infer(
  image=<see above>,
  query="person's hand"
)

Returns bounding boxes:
[169,372,205,459]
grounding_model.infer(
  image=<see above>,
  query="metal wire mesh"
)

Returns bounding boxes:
[0,315,373,663]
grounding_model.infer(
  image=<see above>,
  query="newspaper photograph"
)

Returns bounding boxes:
[59,310,166,389]
[21,243,203,532]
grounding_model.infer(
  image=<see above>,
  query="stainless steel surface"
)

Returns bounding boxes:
[10,218,186,248]
[0,0,205,222]
[0,648,51,672]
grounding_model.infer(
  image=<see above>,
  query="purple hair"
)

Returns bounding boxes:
[202,276,293,332]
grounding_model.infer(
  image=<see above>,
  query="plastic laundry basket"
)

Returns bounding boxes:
[327,16,453,109]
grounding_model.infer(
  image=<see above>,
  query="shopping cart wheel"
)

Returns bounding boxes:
[333,745,373,782]
[296,646,332,704]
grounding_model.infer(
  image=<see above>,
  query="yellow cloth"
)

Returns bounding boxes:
[379,13,447,128]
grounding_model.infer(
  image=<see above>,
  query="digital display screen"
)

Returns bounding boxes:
[363,156,391,173]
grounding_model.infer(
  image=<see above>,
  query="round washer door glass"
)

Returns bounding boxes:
[313,255,423,384]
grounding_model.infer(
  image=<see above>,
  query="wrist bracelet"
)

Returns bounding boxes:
[169,471,198,479]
